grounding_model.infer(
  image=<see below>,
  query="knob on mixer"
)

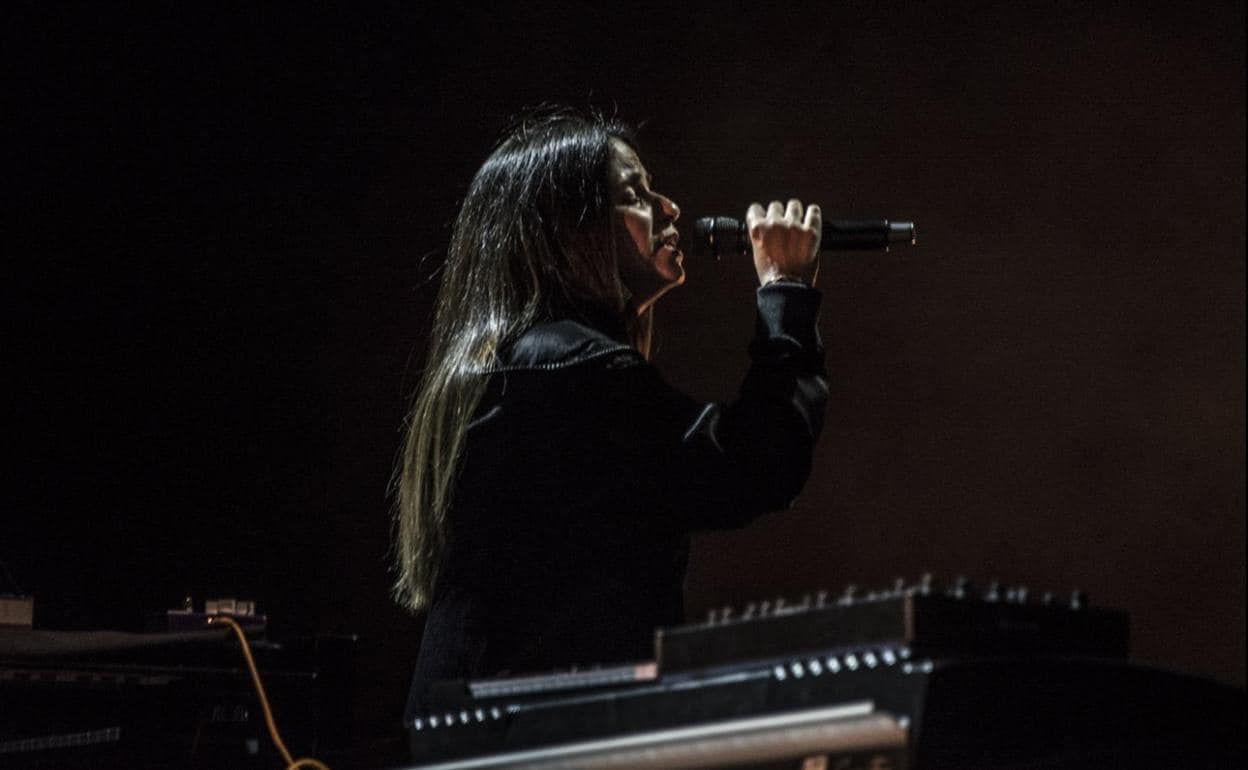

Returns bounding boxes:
[947,576,971,600]
[985,580,1002,602]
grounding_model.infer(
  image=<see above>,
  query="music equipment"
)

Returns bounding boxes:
[658,580,1128,673]
[0,595,34,627]
[0,626,356,769]
[694,216,916,257]
[404,578,1245,769]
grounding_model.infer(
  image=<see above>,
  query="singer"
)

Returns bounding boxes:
[394,108,828,722]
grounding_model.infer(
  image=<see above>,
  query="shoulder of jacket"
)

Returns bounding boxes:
[488,320,644,373]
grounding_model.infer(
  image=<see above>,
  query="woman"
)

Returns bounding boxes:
[394,108,826,721]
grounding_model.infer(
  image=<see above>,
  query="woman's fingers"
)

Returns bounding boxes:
[804,203,822,251]
[746,202,767,231]
[746,197,822,286]
[803,202,821,229]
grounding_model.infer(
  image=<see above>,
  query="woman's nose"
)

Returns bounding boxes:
[658,193,680,224]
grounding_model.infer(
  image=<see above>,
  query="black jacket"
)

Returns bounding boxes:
[406,283,828,720]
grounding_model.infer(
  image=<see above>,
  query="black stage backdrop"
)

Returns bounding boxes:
[6,0,1244,760]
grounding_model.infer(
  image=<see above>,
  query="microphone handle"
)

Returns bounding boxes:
[696,216,916,257]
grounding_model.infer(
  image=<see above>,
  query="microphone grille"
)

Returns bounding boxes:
[694,216,745,258]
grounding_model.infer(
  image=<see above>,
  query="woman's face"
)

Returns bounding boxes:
[608,138,682,314]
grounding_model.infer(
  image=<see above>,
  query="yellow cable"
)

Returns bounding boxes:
[208,615,332,770]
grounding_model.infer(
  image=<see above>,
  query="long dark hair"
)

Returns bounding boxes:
[393,108,649,611]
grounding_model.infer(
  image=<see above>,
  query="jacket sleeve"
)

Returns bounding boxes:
[600,282,828,531]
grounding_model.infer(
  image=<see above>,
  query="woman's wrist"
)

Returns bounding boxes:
[761,273,812,287]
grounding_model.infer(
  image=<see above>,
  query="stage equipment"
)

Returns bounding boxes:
[405,577,1244,770]
[0,625,355,768]
[695,216,916,258]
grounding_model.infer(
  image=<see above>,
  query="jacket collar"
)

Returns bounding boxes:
[495,313,635,372]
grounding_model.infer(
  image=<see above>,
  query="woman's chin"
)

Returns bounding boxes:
[628,276,683,315]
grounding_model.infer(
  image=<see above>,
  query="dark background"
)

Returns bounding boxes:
[6,1,1244,763]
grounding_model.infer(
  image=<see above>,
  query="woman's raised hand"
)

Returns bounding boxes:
[745,199,821,287]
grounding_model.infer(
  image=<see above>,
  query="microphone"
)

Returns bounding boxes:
[694,216,916,258]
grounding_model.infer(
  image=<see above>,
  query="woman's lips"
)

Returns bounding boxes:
[655,232,682,260]
[656,243,683,261]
